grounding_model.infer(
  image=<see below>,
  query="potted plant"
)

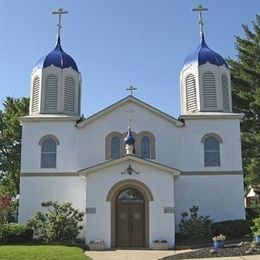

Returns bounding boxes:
[152,240,169,250]
[89,240,105,251]
[251,217,260,244]
[212,234,226,249]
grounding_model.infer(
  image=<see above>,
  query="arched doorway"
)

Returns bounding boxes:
[116,188,145,247]
[106,179,153,248]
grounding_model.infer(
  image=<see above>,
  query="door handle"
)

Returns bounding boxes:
[128,224,133,231]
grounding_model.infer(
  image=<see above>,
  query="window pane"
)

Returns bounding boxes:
[41,153,56,168]
[111,136,121,159]
[205,151,220,166]
[141,136,151,159]
[205,137,219,150]
[42,139,56,153]
[204,137,220,166]
[117,189,144,203]
[41,138,57,168]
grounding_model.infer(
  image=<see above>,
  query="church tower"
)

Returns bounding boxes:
[29,7,81,116]
[180,5,232,115]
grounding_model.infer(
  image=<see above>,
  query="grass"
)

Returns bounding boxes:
[0,245,91,260]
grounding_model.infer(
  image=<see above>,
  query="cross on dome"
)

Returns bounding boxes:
[126,85,137,96]
[52,7,68,39]
[192,4,208,36]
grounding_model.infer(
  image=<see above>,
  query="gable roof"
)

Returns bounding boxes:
[76,95,184,128]
[77,154,181,177]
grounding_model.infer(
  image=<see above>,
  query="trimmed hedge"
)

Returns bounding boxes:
[211,219,252,238]
[0,224,33,243]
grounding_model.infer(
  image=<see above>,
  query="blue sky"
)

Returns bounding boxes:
[0,0,259,117]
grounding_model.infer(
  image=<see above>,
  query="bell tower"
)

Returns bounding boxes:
[29,7,81,116]
[180,4,232,115]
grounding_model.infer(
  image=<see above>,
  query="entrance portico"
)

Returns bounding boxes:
[78,155,180,249]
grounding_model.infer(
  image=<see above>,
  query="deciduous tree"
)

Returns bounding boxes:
[0,97,29,196]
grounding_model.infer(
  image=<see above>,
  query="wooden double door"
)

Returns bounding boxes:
[116,189,145,247]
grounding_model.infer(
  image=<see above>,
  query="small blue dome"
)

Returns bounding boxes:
[183,34,228,70]
[34,37,78,71]
[124,128,136,145]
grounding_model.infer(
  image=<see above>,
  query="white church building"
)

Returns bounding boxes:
[19,7,245,248]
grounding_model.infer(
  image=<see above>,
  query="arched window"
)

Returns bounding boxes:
[111,136,121,159]
[185,74,197,112]
[202,72,217,109]
[32,76,40,113]
[105,132,123,160]
[39,136,59,168]
[202,134,222,167]
[141,136,151,159]
[45,74,58,110]
[138,132,155,159]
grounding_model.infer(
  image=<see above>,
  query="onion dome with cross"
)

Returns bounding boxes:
[35,36,78,71]
[183,33,228,70]
[180,4,232,115]
[29,7,81,117]
[34,8,78,71]
[183,4,227,70]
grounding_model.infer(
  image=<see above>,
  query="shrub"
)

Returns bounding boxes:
[251,217,260,236]
[179,205,213,241]
[0,224,33,242]
[212,219,252,238]
[27,201,85,242]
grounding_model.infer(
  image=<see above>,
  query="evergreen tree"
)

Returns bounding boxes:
[0,97,29,196]
[227,15,260,186]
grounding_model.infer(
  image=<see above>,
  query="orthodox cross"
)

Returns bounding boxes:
[125,107,135,129]
[52,7,68,38]
[192,4,208,35]
[126,85,137,96]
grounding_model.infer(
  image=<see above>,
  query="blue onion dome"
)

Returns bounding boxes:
[183,34,228,70]
[124,128,136,145]
[34,37,78,71]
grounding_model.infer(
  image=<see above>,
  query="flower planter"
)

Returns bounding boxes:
[213,240,225,249]
[255,235,260,244]
[152,241,169,250]
[89,240,105,251]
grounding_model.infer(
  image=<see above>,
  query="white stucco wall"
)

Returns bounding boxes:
[21,120,79,173]
[85,160,176,248]
[19,176,86,238]
[174,174,245,232]
[21,100,242,175]
[76,101,182,169]
[179,117,242,171]
[19,97,245,248]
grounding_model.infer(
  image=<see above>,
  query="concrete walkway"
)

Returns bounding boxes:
[85,249,185,260]
[85,249,260,260]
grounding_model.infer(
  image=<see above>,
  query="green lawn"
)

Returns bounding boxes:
[0,245,91,260]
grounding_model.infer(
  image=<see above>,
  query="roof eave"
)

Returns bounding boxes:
[77,155,181,178]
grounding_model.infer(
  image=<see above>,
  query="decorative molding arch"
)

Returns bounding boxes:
[38,135,60,145]
[106,179,154,202]
[105,132,124,160]
[107,179,153,248]
[201,133,223,143]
